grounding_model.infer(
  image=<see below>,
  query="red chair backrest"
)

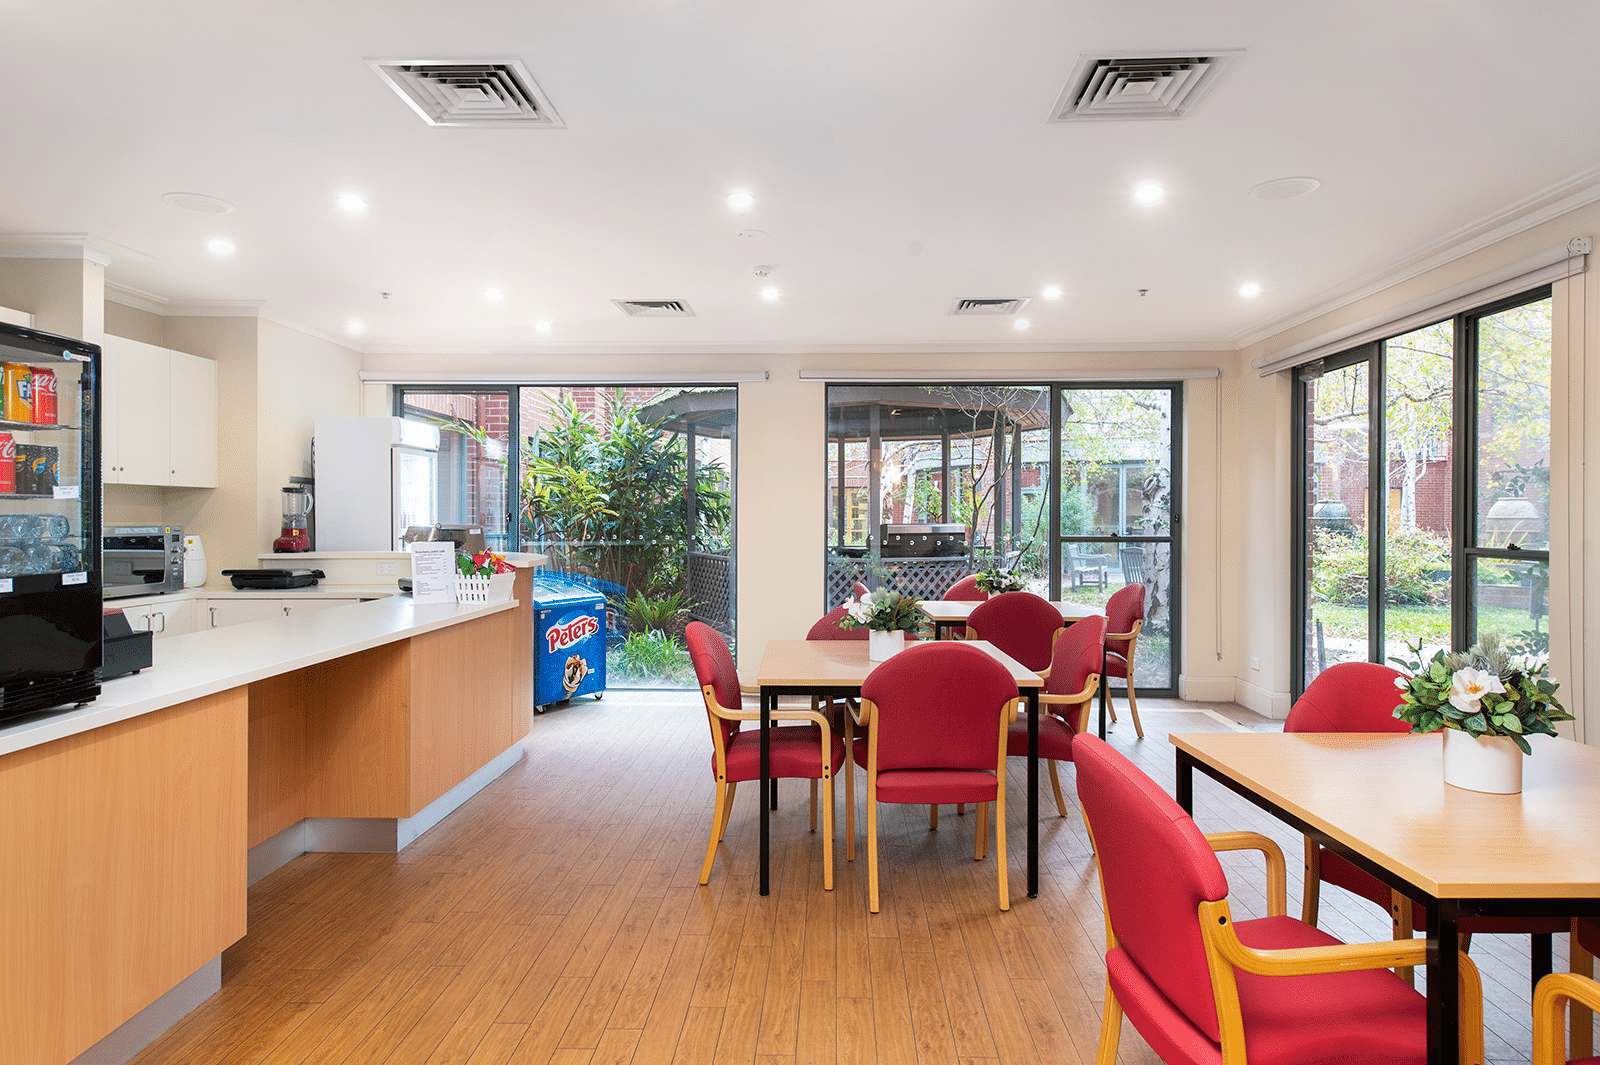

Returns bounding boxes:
[686,622,742,747]
[1044,615,1107,699]
[807,604,870,641]
[861,642,1017,773]
[852,581,871,599]
[945,574,988,601]
[967,591,1062,672]
[1104,582,1146,658]
[1284,661,1411,733]
[1074,735,1231,1042]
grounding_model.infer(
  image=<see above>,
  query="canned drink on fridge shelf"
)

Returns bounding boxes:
[14,443,36,495]
[2,363,33,423]
[0,433,12,493]
[30,445,57,496]
[30,368,55,425]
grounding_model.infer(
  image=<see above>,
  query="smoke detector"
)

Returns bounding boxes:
[368,58,564,127]
[1049,50,1243,122]
[949,297,1031,316]
[613,300,696,318]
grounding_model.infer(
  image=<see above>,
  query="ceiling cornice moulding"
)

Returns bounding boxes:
[104,281,171,315]
[162,299,267,318]
[1232,163,1600,350]
[360,339,1236,358]
[0,232,155,267]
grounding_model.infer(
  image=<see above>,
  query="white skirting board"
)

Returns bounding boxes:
[69,956,220,1065]
[1176,674,1236,703]
[247,742,523,884]
[1234,678,1292,719]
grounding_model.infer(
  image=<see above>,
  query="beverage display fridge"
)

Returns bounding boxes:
[0,321,101,722]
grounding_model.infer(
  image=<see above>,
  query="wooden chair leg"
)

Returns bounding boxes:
[822,770,834,891]
[1094,983,1124,1065]
[1125,681,1144,739]
[995,787,1008,912]
[867,786,880,913]
[1106,691,1119,724]
[974,802,988,861]
[701,779,728,885]
[844,729,856,862]
[718,782,737,841]
[1392,891,1415,986]
[1047,759,1068,817]
[1301,838,1321,925]
[956,804,965,815]
[1570,917,1594,1060]
[929,804,938,830]
[810,779,818,833]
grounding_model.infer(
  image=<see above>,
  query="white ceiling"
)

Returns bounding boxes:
[2,0,1598,355]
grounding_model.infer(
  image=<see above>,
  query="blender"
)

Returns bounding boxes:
[272,484,313,553]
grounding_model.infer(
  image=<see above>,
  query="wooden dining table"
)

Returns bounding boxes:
[1172,730,1600,1065]
[755,639,1044,898]
[917,598,1100,640]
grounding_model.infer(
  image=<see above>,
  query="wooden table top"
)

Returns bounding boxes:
[756,639,1043,689]
[1172,731,1600,899]
[916,599,1101,624]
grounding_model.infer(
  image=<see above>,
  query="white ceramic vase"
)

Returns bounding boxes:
[868,628,905,662]
[1442,729,1524,794]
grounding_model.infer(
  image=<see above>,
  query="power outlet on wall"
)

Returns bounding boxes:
[376,563,397,576]
[1250,656,1261,671]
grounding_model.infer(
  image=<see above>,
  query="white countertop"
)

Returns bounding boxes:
[0,595,519,758]
[106,583,401,606]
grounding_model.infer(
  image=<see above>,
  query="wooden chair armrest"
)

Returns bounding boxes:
[851,698,875,729]
[1206,832,1287,917]
[1106,618,1144,642]
[1038,674,1100,710]
[1535,973,1600,1065]
[1202,898,1428,975]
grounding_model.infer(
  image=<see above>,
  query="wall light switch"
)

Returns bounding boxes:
[1250,656,1261,671]
[376,563,397,576]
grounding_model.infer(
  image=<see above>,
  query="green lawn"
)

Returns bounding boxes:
[1312,602,1543,644]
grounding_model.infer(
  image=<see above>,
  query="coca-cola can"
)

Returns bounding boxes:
[31,369,56,425]
[0,433,13,493]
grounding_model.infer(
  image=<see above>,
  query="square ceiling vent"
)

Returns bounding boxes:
[949,298,1031,316]
[613,300,696,318]
[1049,50,1243,122]
[368,58,564,127]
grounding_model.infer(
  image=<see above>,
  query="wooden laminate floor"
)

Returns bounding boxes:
[129,690,1570,1065]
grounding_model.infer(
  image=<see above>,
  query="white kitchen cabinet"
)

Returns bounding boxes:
[99,335,217,488]
[281,598,357,616]
[205,599,282,628]
[115,597,196,639]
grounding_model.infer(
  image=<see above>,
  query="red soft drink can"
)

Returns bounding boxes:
[31,369,56,425]
[0,433,13,493]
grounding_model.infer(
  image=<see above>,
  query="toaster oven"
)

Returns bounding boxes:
[103,526,185,598]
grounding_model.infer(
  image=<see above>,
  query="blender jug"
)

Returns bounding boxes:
[273,485,313,553]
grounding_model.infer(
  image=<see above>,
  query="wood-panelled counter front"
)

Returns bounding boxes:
[0,568,535,1065]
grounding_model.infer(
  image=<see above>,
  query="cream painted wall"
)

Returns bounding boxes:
[103,301,168,346]
[0,257,103,341]
[360,349,1228,676]
[1236,199,1599,729]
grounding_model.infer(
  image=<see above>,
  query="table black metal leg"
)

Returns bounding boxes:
[770,779,778,809]
[1427,900,1460,1065]
[1532,932,1554,993]
[759,688,771,897]
[1027,689,1039,899]
[1175,748,1194,815]
[1097,649,1108,739]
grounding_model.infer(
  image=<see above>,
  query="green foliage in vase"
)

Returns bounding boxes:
[1390,632,1570,754]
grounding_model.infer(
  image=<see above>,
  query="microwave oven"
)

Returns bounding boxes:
[103,526,185,598]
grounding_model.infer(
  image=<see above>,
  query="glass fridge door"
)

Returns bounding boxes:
[392,446,437,548]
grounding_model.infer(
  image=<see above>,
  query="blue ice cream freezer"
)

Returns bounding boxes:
[530,577,608,711]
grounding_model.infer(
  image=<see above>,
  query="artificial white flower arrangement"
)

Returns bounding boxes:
[1389,633,1570,755]
[837,588,922,634]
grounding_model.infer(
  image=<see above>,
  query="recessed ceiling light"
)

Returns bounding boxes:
[1013,319,1030,331]
[346,319,366,335]
[761,287,779,302]
[337,193,367,213]
[1042,286,1062,300]
[485,288,504,302]
[1133,182,1165,205]
[727,192,755,213]
[163,192,235,215]
[534,319,552,333]
[738,229,768,240]
[1247,176,1321,202]
[207,239,235,255]
[1240,282,1262,297]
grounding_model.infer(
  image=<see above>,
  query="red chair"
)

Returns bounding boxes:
[1102,582,1146,739]
[1005,615,1105,817]
[944,574,988,601]
[848,642,1019,913]
[1534,971,1600,1065]
[1073,734,1484,1065]
[966,591,1064,676]
[852,580,871,599]
[686,622,845,889]
[806,603,869,642]
[1288,662,1565,987]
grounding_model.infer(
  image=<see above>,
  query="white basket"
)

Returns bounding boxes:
[456,572,516,604]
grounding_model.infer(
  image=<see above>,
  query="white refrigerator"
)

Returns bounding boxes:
[313,417,440,550]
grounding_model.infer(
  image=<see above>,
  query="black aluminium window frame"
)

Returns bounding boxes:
[1290,285,1553,700]
[824,380,1184,698]
[393,386,522,543]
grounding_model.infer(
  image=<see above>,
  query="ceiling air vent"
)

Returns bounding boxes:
[368,58,564,127]
[1049,50,1243,122]
[613,300,696,318]
[949,297,1031,316]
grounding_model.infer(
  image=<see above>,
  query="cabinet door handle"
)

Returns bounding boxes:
[283,605,291,616]
[209,606,217,628]
[154,611,165,633]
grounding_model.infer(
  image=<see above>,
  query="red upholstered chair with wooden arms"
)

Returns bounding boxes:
[1101,582,1146,739]
[965,591,1064,677]
[687,622,845,889]
[1287,661,1566,987]
[1004,615,1105,817]
[944,574,988,602]
[852,580,871,599]
[1073,733,1484,1065]
[1535,971,1600,1065]
[848,641,1019,913]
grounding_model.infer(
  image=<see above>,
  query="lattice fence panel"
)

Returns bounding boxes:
[687,551,734,636]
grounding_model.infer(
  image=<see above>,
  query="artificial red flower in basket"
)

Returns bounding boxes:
[456,550,515,577]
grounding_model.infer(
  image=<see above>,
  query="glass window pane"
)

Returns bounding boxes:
[1383,322,1453,667]
[1305,361,1371,684]
[1476,297,1552,550]
[398,391,512,550]
[1125,541,1172,689]
[1060,390,1173,536]
[1473,557,1549,650]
